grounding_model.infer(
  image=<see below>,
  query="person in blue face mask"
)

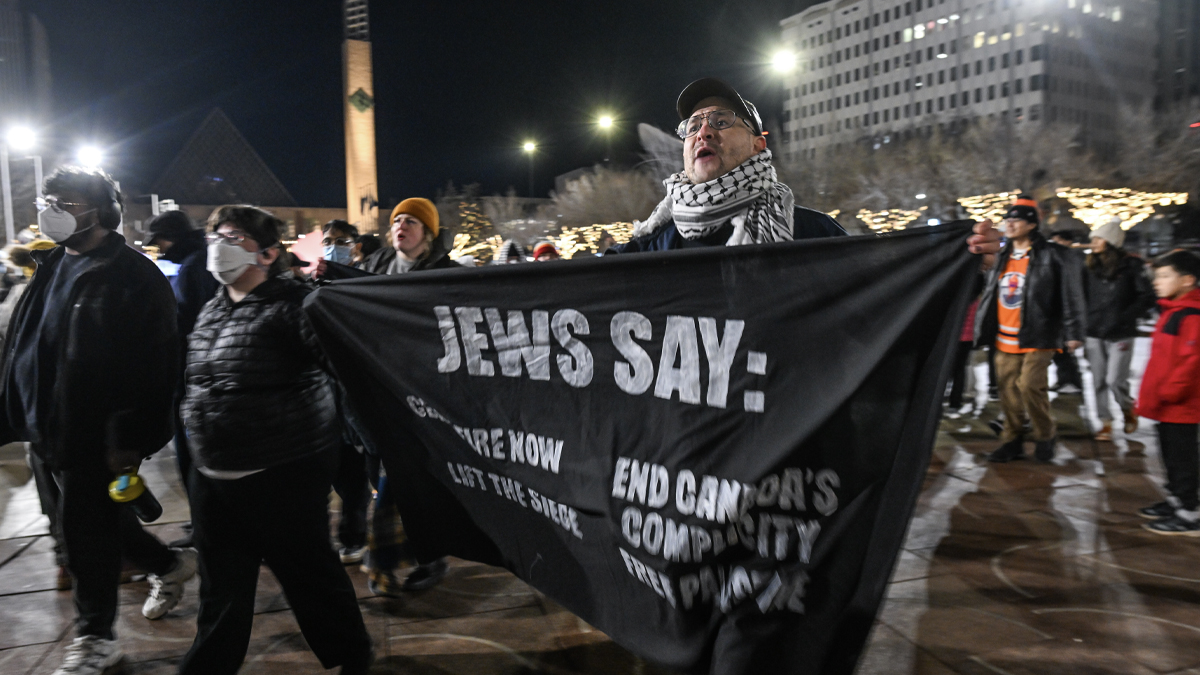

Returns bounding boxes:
[321,220,358,267]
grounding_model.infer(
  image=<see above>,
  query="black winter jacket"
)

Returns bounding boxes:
[605,205,846,254]
[975,233,1087,350]
[161,231,220,340]
[0,233,178,470]
[1083,251,1156,340]
[182,276,336,472]
[322,238,460,280]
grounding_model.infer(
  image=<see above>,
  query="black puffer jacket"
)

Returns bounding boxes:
[975,232,1087,350]
[182,276,336,472]
[1084,250,1156,340]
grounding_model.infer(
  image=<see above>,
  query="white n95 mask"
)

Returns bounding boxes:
[38,206,97,243]
[206,242,260,285]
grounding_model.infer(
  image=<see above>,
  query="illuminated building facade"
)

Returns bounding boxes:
[778,0,1158,161]
[0,0,50,126]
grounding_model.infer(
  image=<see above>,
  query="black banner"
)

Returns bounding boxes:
[304,223,977,674]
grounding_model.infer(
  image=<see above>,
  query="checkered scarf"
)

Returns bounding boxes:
[633,149,794,246]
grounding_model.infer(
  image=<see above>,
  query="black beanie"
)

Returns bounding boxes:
[1003,195,1040,225]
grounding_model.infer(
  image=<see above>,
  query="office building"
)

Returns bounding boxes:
[0,0,50,125]
[778,0,1158,161]
[1156,0,1200,108]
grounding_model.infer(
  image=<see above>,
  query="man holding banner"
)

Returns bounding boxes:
[306,79,1000,674]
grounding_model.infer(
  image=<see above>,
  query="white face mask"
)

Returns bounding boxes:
[38,206,97,243]
[206,242,260,285]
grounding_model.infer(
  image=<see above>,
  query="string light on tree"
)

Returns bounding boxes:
[855,207,928,233]
[1052,187,1187,230]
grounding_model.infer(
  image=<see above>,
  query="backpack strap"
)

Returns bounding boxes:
[1163,307,1200,336]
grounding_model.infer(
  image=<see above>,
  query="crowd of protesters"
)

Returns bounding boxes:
[947,192,1200,538]
[0,75,1196,675]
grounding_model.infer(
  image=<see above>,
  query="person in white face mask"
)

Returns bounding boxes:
[0,166,193,675]
[179,205,372,675]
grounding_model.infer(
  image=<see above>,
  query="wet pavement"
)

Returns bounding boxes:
[1,340,1198,674]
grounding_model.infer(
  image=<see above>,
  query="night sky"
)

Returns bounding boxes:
[24,0,816,208]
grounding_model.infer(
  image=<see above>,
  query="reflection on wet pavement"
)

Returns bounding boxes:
[0,340,1196,673]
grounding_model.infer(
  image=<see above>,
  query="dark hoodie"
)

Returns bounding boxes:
[161,229,220,339]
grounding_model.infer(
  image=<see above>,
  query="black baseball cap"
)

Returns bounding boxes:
[676,78,764,136]
[144,210,196,247]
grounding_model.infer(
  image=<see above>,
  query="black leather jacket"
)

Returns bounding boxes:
[975,233,1087,350]
[0,233,179,470]
[182,276,336,472]
[1083,251,1156,340]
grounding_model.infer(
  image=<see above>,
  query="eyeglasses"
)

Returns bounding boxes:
[205,231,248,245]
[323,236,354,246]
[35,196,89,213]
[676,109,750,139]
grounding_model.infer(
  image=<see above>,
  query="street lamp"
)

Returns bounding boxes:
[771,49,797,74]
[77,145,104,169]
[523,141,536,198]
[596,114,615,163]
[1,126,43,244]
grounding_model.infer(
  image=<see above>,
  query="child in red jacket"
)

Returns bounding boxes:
[1138,250,1200,535]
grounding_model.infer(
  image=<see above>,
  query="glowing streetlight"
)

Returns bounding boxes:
[77,145,104,169]
[915,193,927,200]
[596,114,616,163]
[522,141,536,197]
[5,126,35,153]
[771,49,797,74]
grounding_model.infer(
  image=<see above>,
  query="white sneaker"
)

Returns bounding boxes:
[142,547,198,620]
[52,636,122,674]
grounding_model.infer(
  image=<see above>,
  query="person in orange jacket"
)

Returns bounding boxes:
[1137,249,1200,535]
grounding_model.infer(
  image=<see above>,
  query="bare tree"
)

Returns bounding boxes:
[548,165,664,228]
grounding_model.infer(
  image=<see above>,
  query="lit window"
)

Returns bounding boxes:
[1112,6,1121,22]
[988,32,998,45]
[914,24,925,39]
[1015,23,1024,37]
[1082,2,1092,13]
[904,28,914,42]
[974,31,985,48]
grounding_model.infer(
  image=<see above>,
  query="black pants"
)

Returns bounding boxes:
[180,451,371,674]
[947,342,973,409]
[53,461,175,639]
[28,446,65,566]
[332,442,370,549]
[174,405,192,498]
[1052,350,1083,389]
[1160,422,1200,511]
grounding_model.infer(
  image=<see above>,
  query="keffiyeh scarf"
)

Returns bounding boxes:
[633,149,794,246]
